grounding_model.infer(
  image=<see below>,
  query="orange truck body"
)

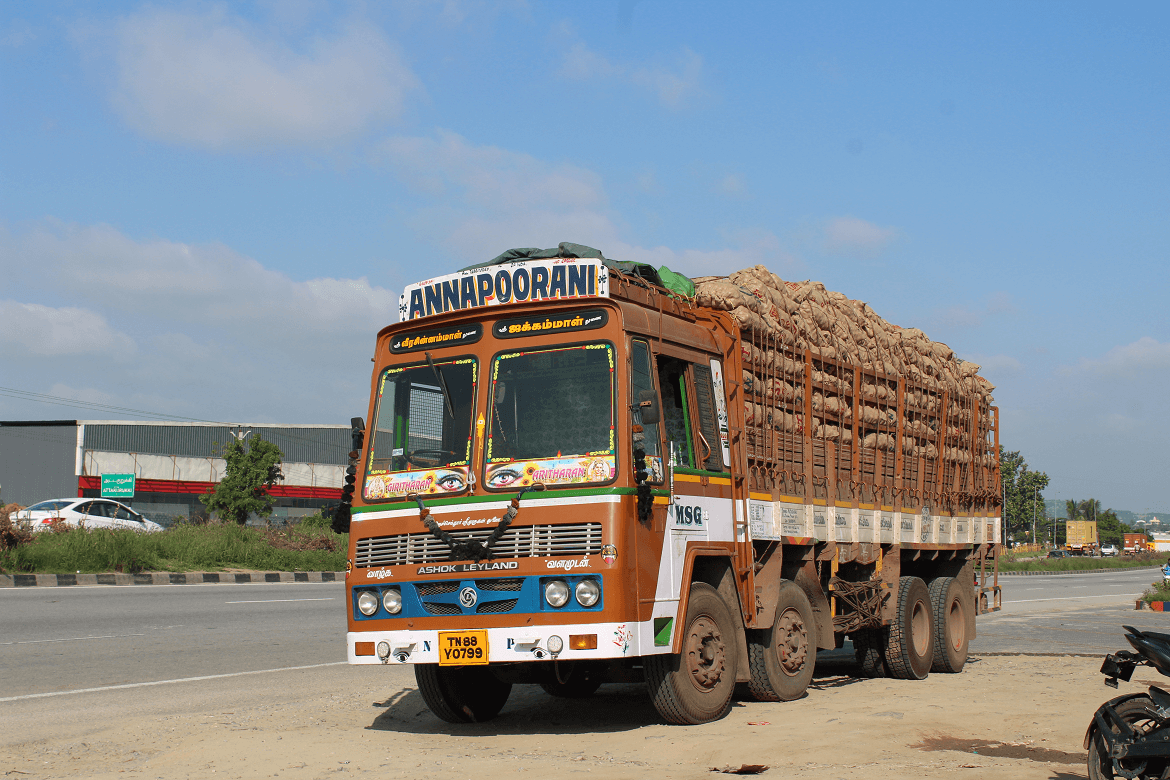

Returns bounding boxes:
[1124,533,1149,554]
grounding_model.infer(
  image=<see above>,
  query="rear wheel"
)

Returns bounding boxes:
[645,582,739,724]
[928,577,970,673]
[852,628,888,678]
[415,664,512,723]
[884,576,933,680]
[1087,696,1168,780]
[745,580,816,701]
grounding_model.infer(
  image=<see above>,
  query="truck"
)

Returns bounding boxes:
[1066,519,1099,555]
[336,245,1002,725]
[1124,533,1149,555]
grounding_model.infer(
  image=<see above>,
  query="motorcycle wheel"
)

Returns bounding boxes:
[1088,695,1170,780]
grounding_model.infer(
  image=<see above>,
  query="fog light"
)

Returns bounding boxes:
[547,635,564,655]
[575,579,600,607]
[376,641,391,659]
[382,588,402,614]
[544,580,569,608]
[569,634,597,650]
[357,591,379,616]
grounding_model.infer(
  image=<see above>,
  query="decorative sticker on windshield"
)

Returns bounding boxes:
[493,309,608,339]
[485,456,616,489]
[365,467,469,499]
[390,324,483,354]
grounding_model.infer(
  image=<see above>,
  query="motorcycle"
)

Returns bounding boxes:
[1086,625,1170,779]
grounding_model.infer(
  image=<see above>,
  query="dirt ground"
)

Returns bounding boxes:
[1,654,1123,780]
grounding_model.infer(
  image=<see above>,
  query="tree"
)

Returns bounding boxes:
[999,446,1050,543]
[200,434,285,525]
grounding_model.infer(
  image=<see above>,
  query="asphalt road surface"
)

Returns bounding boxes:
[969,565,1164,656]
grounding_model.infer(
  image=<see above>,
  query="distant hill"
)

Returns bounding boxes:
[1045,500,1170,527]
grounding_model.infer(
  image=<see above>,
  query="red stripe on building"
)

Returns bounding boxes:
[77,476,342,500]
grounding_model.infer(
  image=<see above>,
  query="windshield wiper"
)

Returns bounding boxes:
[425,351,456,419]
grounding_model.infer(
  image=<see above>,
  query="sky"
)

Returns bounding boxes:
[1,1,1167,511]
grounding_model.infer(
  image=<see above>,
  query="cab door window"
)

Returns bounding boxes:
[656,356,695,468]
[630,339,663,483]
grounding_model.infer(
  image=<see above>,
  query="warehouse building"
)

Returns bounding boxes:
[0,420,348,524]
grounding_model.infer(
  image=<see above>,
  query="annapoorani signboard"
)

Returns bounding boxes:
[398,259,609,322]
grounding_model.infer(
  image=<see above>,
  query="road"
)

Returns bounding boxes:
[0,567,1163,779]
[970,565,1162,655]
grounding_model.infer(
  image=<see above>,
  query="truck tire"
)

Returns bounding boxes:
[645,582,739,724]
[745,580,816,701]
[415,664,512,723]
[928,576,969,673]
[884,576,934,680]
[852,628,888,678]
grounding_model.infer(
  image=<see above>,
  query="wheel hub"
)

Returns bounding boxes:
[775,606,808,675]
[685,616,726,690]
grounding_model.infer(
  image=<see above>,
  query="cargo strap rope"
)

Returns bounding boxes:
[408,483,545,563]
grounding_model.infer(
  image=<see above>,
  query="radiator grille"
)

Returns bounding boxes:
[354,523,604,568]
[421,602,462,616]
[476,599,518,614]
[415,581,459,597]
[476,578,524,591]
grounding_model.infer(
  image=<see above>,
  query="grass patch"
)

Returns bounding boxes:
[1001,553,1164,573]
[1142,581,1170,604]
[0,522,347,574]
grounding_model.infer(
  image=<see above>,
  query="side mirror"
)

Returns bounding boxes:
[636,389,661,426]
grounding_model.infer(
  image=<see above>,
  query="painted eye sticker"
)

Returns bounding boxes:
[486,468,521,488]
[436,472,466,492]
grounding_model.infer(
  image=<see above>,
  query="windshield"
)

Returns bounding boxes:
[365,356,477,500]
[485,342,616,489]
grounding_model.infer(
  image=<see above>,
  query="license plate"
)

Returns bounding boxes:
[437,631,489,666]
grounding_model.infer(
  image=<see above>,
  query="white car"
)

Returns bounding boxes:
[13,498,163,533]
[1100,544,1119,557]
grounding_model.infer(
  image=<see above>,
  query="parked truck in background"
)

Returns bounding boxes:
[1124,533,1150,555]
[336,245,1003,725]
[1066,519,1099,555]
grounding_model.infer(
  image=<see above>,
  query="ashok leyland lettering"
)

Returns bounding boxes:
[338,247,1002,725]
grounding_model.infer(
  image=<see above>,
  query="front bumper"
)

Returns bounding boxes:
[348,620,643,665]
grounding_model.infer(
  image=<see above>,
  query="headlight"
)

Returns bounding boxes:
[544,579,570,608]
[575,579,600,607]
[547,635,564,654]
[382,588,402,614]
[357,591,379,616]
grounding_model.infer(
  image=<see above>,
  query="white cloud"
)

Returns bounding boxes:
[558,40,704,109]
[0,301,136,359]
[821,216,898,255]
[377,130,799,279]
[0,221,403,422]
[6,221,398,336]
[716,173,748,198]
[108,8,419,148]
[1071,337,1170,375]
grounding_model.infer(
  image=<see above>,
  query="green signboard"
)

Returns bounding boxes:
[101,473,136,499]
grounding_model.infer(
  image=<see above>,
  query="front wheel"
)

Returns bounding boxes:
[415,664,512,723]
[645,582,739,724]
[1088,696,1167,780]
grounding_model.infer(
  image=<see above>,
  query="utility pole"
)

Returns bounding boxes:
[1033,485,1037,547]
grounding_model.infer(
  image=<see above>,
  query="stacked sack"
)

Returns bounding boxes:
[693,266,994,461]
